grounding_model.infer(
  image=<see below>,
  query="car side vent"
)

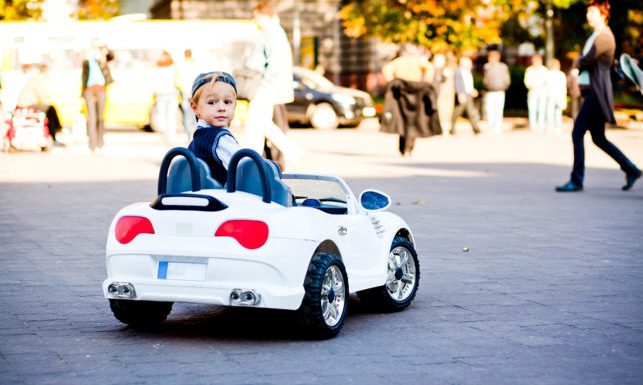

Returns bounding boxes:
[370,215,385,238]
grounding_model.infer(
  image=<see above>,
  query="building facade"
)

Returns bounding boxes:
[148,0,385,93]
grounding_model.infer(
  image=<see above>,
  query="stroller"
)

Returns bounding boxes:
[2,107,52,152]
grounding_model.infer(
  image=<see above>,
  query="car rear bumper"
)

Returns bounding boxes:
[102,278,304,310]
[103,236,317,310]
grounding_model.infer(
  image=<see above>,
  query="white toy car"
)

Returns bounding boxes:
[103,148,419,338]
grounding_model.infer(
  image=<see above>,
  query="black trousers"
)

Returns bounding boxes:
[398,135,415,156]
[46,106,62,140]
[570,91,639,185]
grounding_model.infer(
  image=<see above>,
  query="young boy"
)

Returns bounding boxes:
[188,71,241,186]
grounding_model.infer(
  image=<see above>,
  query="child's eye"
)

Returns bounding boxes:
[225,99,233,105]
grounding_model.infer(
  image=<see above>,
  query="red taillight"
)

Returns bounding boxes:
[215,220,269,249]
[115,216,155,244]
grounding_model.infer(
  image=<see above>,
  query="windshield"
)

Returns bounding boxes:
[283,178,347,206]
[294,68,335,91]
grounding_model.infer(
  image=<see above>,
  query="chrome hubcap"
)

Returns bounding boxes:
[386,246,416,301]
[320,265,345,327]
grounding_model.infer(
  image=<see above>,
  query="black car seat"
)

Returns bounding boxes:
[226,149,292,206]
[167,157,222,193]
[158,147,222,195]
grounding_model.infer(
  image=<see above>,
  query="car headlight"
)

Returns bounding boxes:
[362,106,376,117]
[331,93,356,106]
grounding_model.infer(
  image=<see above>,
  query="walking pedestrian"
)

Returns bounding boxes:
[556,0,641,192]
[450,56,481,135]
[432,53,456,134]
[177,49,199,142]
[152,50,179,143]
[381,44,434,155]
[81,39,114,153]
[243,1,303,169]
[524,54,548,131]
[544,58,567,135]
[483,50,510,134]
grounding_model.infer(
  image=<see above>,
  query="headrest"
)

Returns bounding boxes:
[167,157,222,194]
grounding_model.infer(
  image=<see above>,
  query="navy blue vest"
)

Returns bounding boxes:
[188,126,234,186]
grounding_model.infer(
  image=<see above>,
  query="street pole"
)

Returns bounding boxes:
[545,0,554,63]
[293,0,301,66]
[332,0,340,84]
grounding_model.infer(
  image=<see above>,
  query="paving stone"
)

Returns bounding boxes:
[1,124,642,384]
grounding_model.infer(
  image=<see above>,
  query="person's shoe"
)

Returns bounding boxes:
[622,170,642,191]
[555,181,583,192]
[53,140,66,147]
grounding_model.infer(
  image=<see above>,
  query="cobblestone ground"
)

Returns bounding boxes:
[1,120,642,385]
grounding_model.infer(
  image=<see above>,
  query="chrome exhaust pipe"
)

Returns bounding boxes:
[230,289,261,306]
[107,282,137,299]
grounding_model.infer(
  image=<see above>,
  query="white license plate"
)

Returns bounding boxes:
[157,261,207,281]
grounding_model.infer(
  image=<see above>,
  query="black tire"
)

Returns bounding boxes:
[300,252,348,339]
[109,299,173,328]
[309,102,339,130]
[358,236,419,312]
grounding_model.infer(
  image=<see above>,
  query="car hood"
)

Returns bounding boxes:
[329,86,373,104]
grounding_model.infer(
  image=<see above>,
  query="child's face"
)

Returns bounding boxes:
[191,82,237,128]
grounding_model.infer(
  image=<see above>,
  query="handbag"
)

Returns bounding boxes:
[233,67,263,101]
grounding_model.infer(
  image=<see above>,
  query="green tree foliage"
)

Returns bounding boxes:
[0,0,44,20]
[340,0,639,57]
[1,0,121,20]
[339,0,518,52]
[503,0,641,60]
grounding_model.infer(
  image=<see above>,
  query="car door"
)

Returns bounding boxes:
[335,212,383,287]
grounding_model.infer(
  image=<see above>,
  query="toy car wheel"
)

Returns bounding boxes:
[309,103,339,130]
[109,299,173,328]
[300,252,348,338]
[359,236,419,311]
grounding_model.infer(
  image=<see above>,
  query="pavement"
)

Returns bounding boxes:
[1,117,642,385]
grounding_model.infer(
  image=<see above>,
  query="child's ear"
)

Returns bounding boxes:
[190,100,198,114]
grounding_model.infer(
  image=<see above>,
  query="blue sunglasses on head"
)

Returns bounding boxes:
[191,71,237,98]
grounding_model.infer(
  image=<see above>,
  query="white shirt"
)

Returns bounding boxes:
[216,135,241,169]
[459,67,474,95]
[545,69,567,107]
[253,16,294,104]
[524,64,548,93]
